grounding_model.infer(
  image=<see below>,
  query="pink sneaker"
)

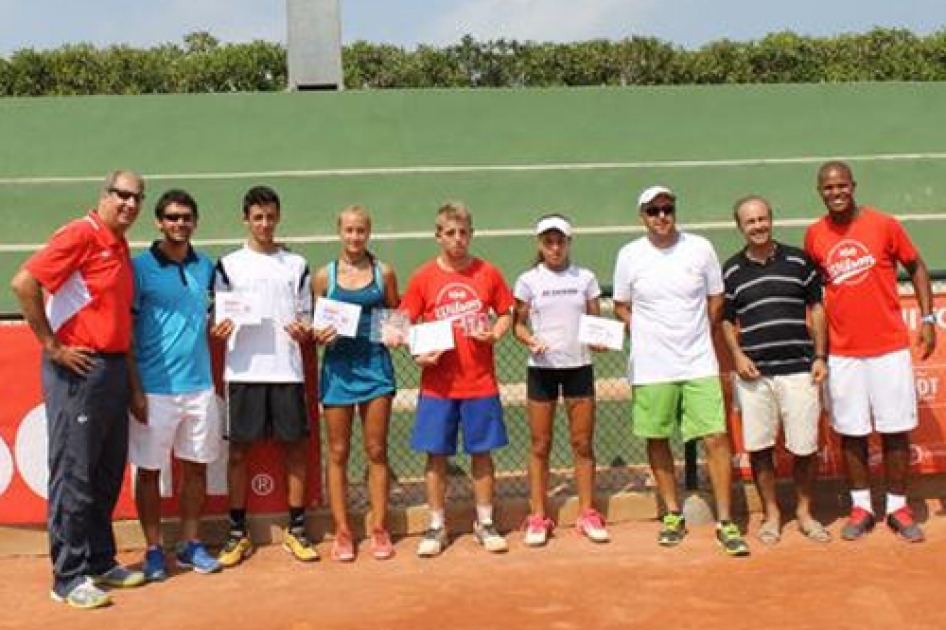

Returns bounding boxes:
[522,514,555,547]
[331,531,356,562]
[575,508,610,543]
[370,528,396,560]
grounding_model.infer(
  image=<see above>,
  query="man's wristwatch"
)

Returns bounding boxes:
[814,354,827,362]
[921,313,937,325]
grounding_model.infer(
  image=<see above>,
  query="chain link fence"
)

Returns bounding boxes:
[325,299,691,511]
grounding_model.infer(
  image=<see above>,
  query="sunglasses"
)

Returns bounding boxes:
[109,187,144,203]
[643,204,675,218]
[162,212,194,223]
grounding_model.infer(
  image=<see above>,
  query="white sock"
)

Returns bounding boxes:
[476,504,494,525]
[429,509,445,530]
[851,489,873,513]
[886,493,907,514]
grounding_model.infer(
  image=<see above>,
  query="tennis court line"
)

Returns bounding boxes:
[3,213,946,253]
[2,151,946,185]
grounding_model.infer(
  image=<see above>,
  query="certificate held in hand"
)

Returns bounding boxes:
[408,319,456,355]
[313,297,362,338]
[578,314,625,351]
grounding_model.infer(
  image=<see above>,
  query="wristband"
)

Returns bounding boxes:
[814,354,827,361]
[921,313,937,325]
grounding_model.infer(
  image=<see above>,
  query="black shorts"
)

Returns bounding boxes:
[226,382,309,443]
[527,365,595,402]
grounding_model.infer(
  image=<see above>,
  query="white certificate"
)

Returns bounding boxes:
[409,319,456,355]
[215,291,262,325]
[577,315,625,351]
[313,297,361,338]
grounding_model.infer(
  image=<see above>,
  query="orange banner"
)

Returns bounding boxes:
[726,294,946,479]
[0,324,321,525]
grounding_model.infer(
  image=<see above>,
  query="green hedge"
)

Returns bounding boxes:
[2,28,946,95]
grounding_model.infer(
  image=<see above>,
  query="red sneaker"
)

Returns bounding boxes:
[886,506,925,543]
[840,507,876,541]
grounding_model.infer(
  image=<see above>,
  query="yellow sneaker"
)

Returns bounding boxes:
[283,528,320,562]
[217,532,254,568]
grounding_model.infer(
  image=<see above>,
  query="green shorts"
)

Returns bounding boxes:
[631,376,727,443]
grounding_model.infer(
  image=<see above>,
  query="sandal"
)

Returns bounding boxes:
[757,519,781,545]
[798,518,832,543]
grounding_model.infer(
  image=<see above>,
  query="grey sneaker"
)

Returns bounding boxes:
[473,521,508,553]
[50,578,111,610]
[417,527,448,557]
[94,564,145,588]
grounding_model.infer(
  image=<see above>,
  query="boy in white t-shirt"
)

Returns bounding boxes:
[612,185,749,557]
[212,186,318,566]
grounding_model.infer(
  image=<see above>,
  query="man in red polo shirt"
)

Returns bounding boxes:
[10,170,147,609]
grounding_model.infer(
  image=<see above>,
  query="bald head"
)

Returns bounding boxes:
[817,160,853,186]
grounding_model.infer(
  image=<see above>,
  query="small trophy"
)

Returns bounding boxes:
[370,309,411,346]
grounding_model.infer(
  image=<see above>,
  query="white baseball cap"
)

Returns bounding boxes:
[535,215,572,236]
[637,185,676,208]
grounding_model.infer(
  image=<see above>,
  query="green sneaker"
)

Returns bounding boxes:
[716,521,751,557]
[657,512,687,547]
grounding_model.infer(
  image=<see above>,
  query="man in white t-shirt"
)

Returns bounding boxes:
[612,185,749,557]
[212,185,318,567]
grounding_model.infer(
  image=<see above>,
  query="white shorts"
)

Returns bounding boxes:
[129,388,222,470]
[826,349,918,437]
[735,372,821,456]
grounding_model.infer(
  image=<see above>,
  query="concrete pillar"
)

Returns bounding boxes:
[287,0,343,90]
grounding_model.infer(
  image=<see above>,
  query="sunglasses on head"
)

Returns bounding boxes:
[109,187,144,203]
[643,204,675,218]
[162,212,194,223]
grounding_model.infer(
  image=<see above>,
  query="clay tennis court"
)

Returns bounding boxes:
[3,507,946,630]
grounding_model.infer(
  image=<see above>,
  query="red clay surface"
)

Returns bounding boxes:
[3,514,946,630]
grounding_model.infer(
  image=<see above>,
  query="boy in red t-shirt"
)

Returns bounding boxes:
[804,160,936,543]
[399,202,515,557]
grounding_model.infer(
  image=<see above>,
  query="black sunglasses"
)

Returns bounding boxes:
[162,212,194,223]
[643,204,675,218]
[109,187,144,203]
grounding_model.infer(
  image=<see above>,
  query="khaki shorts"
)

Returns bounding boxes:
[632,376,727,443]
[734,372,820,456]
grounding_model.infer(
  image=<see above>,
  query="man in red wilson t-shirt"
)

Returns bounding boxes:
[10,171,147,609]
[399,202,515,558]
[804,160,936,543]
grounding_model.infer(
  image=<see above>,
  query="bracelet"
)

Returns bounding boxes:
[814,354,827,361]
[921,313,937,325]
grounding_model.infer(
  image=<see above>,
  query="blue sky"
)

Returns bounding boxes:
[1,0,944,55]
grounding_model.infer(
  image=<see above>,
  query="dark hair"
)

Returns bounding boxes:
[532,212,572,268]
[243,185,281,217]
[154,189,198,220]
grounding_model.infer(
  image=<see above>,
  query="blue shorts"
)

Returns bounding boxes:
[410,395,508,455]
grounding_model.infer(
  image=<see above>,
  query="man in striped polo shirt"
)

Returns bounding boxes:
[721,195,829,546]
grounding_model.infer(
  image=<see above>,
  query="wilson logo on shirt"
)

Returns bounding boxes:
[433,282,483,321]
[825,239,876,286]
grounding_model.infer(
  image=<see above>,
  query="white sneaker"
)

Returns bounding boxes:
[417,527,448,557]
[474,520,508,553]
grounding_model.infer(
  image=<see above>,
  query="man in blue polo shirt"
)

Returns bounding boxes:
[129,189,222,580]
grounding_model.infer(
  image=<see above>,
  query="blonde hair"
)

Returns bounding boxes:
[337,204,372,230]
[435,201,472,234]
